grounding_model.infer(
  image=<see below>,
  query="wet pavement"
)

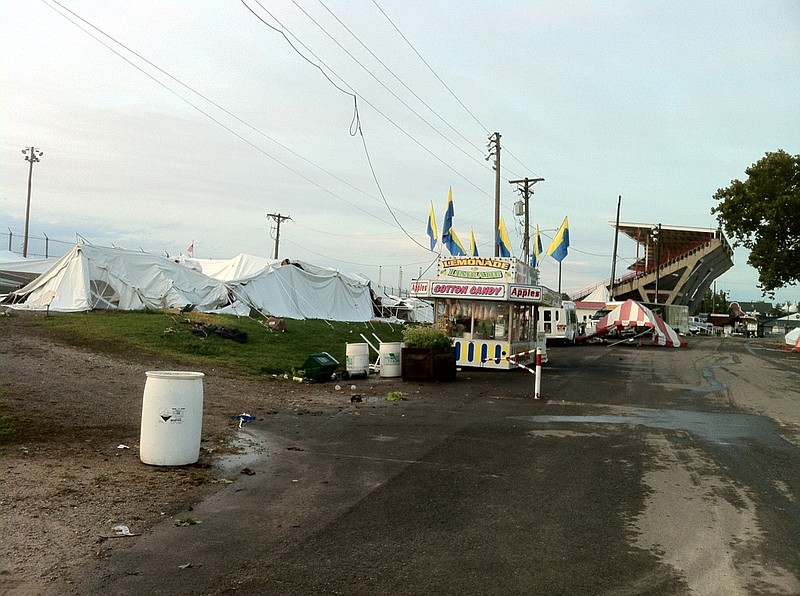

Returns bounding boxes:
[67,336,800,595]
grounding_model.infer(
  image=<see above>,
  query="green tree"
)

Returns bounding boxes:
[711,150,800,296]
[697,289,729,314]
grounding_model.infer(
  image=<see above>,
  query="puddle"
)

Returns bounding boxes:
[516,409,789,448]
[214,427,275,472]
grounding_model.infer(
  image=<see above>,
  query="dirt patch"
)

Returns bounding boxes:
[0,311,406,595]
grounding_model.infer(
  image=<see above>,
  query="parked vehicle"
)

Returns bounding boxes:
[539,301,578,345]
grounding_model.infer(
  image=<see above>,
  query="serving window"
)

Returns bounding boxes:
[437,299,511,341]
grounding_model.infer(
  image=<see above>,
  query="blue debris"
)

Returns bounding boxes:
[231,413,256,428]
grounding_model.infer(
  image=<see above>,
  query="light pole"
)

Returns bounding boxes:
[651,223,661,305]
[22,147,43,257]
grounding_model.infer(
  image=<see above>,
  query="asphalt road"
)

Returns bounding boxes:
[70,336,800,595]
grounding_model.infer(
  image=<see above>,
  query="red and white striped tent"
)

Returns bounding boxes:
[585,299,688,348]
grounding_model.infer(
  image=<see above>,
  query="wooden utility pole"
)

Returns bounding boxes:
[22,146,43,258]
[509,177,544,263]
[487,133,501,256]
[266,213,292,259]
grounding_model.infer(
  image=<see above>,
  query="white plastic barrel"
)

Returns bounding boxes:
[345,343,370,377]
[140,371,204,466]
[379,342,402,378]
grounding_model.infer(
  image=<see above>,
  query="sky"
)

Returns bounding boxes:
[2,0,799,306]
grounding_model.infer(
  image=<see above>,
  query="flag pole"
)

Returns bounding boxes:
[558,261,562,294]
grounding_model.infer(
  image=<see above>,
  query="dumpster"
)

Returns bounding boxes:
[301,352,339,382]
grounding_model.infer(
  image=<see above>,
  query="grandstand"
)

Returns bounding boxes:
[573,223,734,313]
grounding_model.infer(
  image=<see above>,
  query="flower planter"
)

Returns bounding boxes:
[401,347,457,382]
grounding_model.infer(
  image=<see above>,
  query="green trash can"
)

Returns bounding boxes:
[301,352,339,382]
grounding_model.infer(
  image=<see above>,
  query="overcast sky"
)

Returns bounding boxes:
[2,0,799,305]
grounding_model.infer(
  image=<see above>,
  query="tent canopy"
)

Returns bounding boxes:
[5,244,230,312]
[584,298,687,348]
[5,245,375,322]
[786,328,800,350]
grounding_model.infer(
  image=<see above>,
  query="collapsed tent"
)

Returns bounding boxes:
[582,298,688,348]
[4,245,375,322]
[4,244,231,312]
[0,250,59,295]
[786,328,800,351]
[175,254,374,322]
[227,261,373,322]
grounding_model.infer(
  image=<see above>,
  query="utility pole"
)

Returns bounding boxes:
[486,133,501,256]
[22,146,43,257]
[266,213,291,260]
[509,177,544,263]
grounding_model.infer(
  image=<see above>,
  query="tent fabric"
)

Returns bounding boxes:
[179,253,374,321]
[5,245,231,312]
[585,298,687,348]
[5,245,375,322]
[786,328,800,350]
[228,262,374,322]
[176,253,279,281]
[0,251,60,294]
[583,284,611,303]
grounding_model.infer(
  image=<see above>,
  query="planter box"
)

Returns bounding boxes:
[401,347,457,382]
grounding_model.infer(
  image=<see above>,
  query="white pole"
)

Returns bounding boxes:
[534,347,542,399]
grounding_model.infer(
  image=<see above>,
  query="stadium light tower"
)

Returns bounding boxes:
[22,146,43,257]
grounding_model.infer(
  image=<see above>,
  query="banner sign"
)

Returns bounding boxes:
[429,282,506,299]
[508,285,542,302]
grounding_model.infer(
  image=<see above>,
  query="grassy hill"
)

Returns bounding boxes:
[28,310,407,377]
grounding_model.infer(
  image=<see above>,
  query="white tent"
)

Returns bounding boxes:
[175,253,277,281]
[5,244,230,312]
[786,328,800,350]
[223,259,374,322]
[174,253,374,322]
[5,246,375,322]
[583,284,611,303]
[0,250,59,294]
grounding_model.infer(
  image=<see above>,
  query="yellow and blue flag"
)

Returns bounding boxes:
[426,201,438,250]
[442,188,466,256]
[469,228,479,257]
[531,225,543,268]
[497,217,512,258]
[546,216,569,262]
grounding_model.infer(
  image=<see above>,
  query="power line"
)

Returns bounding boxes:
[371,0,488,135]
[243,0,493,201]
[370,0,543,182]
[40,0,422,232]
[312,0,490,160]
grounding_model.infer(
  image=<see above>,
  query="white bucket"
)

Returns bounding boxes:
[379,342,402,378]
[140,371,204,466]
[345,343,369,377]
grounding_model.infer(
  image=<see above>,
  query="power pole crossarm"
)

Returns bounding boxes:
[509,177,544,263]
[266,213,292,260]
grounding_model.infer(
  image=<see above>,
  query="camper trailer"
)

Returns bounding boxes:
[539,301,578,344]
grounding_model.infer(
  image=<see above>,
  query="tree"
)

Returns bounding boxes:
[697,289,729,315]
[711,150,800,296]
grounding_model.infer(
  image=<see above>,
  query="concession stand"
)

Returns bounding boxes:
[409,256,561,369]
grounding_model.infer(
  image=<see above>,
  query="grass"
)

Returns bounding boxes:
[27,310,406,377]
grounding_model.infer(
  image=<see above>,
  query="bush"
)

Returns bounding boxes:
[402,325,453,350]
